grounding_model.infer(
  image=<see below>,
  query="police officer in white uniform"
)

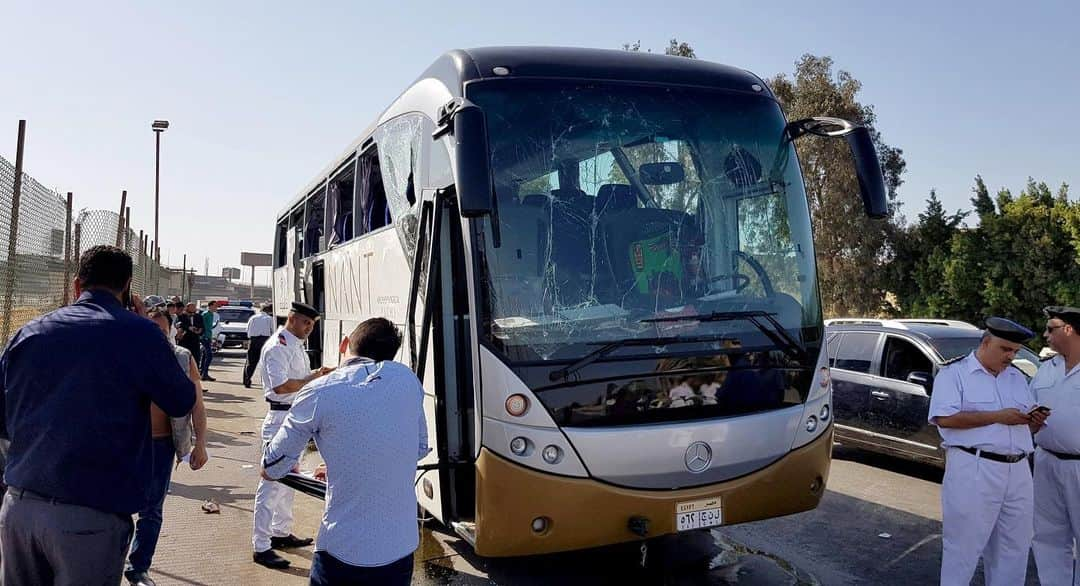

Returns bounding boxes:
[929,317,1047,586]
[251,302,334,569]
[1032,306,1080,585]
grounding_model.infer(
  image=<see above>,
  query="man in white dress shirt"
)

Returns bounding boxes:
[928,317,1048,586]
[1032,306,1080,586]
[243,304,276,388]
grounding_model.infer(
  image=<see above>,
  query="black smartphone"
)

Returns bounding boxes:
[1028,405,1051,416]
[122,285,134,310]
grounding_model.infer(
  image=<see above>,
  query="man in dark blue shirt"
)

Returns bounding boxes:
[0,245,196,585]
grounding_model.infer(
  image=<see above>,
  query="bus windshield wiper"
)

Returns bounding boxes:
[548,334,733,383]
[640,310,807,361]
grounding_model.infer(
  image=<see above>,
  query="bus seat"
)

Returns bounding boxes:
[599,208,694,305]
[595,184,636,214]
[550,188,593,220]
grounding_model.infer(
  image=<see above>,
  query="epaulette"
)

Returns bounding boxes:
[940,355,965,367]
[1040,354,1056,362]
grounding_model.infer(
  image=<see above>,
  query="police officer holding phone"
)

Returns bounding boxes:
[1031,306,1080,585]
[929,317,1046,586]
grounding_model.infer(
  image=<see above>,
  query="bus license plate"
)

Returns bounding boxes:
[676,497,723,531]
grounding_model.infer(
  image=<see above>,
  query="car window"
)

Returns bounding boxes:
[218,309,254,322]
[880,336,933,382]
[825,333,841,367]
[834,332,880,373]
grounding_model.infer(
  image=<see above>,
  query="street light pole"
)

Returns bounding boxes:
[151,120,169,265]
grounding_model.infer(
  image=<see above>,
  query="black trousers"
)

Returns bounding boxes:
[244,335,269,386]
[179,337,201,367]
[309,551,413,586]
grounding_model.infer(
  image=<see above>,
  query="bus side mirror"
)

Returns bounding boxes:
[845,126,888,219]
[785,117,888,219]
[451,102,495,218]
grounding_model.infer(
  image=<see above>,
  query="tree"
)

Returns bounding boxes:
[621,38,695,57]
[664,39,696,58]
[971,175,995,219]
[885,190,968,317]
[770,55,907,316]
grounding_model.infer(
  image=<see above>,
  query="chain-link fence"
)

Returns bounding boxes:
[2,148,194,348]
[75,209,191,300]
[0,154,72,346]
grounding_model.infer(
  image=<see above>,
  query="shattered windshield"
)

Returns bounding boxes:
[469,80,822,363]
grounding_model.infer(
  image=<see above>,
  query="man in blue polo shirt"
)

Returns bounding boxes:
[0,245,196,584]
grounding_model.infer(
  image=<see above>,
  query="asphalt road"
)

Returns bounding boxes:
[156,350,1042,585]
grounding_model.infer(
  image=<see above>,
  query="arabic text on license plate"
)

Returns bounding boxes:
[675,497,722,531]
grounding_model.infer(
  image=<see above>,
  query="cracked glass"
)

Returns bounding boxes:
[469,80,821,368]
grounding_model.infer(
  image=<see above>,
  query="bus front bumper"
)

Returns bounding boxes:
[474,426,831,557]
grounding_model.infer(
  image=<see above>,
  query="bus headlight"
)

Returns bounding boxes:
[819,404,830,421]
[542,445,562,464]
[806,415,819,433]
[505,394,529,417]
[510,437,529,456]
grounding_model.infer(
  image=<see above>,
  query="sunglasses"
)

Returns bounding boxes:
[1045,325,1065,334]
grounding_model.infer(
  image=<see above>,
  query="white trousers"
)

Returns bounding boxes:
[1033,447,1080,586]
[941,447,1033,586]
[252,410,295,553]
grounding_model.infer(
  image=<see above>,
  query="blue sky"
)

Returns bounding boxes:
[2,1,1076,282]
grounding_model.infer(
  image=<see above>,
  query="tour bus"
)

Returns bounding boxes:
[272,46,887,557]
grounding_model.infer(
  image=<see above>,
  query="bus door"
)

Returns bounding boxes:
[410,188,477,526]
[307,260,325,369]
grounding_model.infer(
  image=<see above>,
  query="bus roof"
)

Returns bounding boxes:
[276,46,771,221]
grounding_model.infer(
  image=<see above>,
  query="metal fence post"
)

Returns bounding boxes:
[73,222,81,270]
[62,192,73,305]
[115,190,127,247]
[124,206,131,250]
[1,120,27,344]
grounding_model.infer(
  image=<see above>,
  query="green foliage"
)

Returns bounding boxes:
[887,177,1080,346]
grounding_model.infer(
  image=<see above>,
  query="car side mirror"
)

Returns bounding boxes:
[906,371,933,391]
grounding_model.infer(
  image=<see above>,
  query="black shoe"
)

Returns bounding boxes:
[270,534,314,549]
[253,549,291,569]
[243,381,251,388]
[201,375,216,382]
[124,570,157,586]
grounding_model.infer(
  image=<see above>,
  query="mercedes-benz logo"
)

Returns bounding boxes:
[685,441,712,473]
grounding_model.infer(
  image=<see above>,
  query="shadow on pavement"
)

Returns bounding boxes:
[170,481,255,514]
[832,445,944,484]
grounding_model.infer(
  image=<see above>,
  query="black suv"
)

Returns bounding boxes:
[825,319,1040,467]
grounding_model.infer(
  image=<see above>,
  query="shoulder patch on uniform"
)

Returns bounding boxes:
[940,355,965,367]
[278,334,287,346]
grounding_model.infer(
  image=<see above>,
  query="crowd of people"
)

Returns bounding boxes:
[0,243,1078,586]
[0,245,428,585]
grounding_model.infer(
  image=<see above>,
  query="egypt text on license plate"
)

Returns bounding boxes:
[675,497,723,531]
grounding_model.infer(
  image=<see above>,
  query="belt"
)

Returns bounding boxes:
[266,400,290,412]
[8,486,69,505]
[1042,447,1080,461]
[957,446,1028,463]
